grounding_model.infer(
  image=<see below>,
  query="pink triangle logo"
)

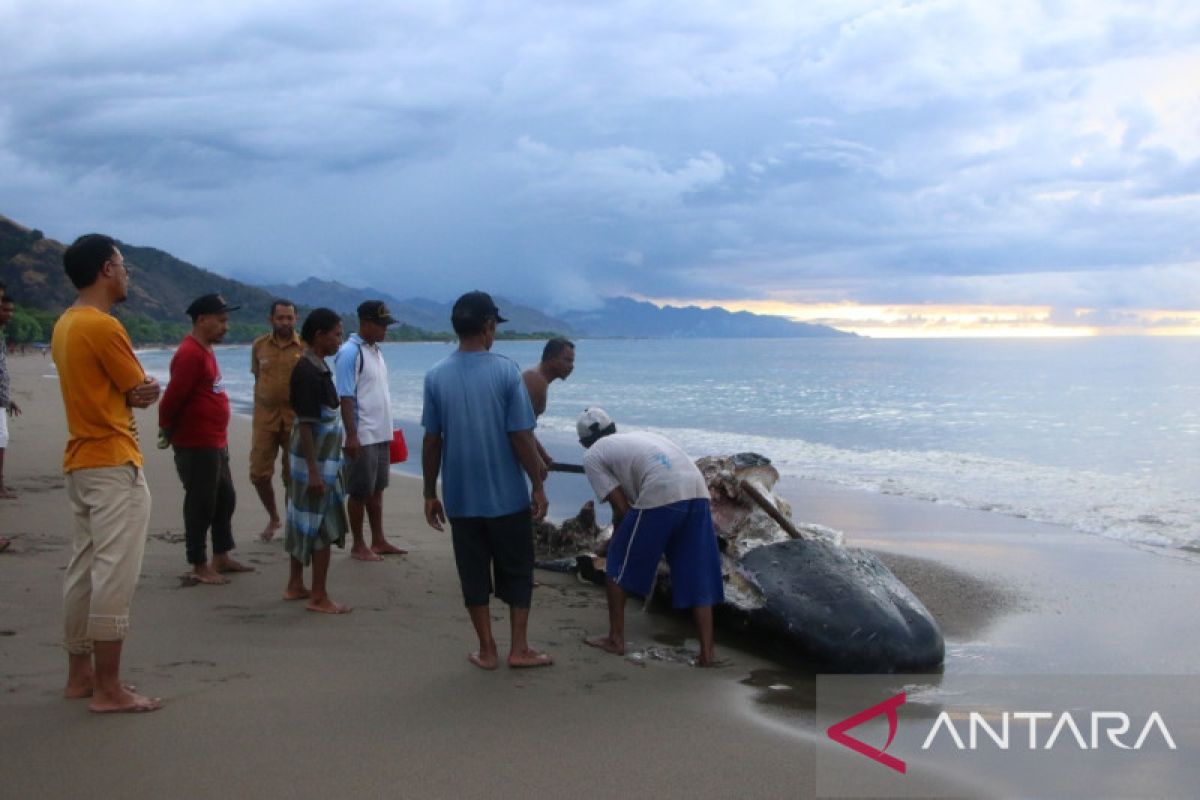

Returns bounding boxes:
[826,691,908,774]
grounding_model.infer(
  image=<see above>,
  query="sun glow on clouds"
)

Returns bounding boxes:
[650,299,1200,338]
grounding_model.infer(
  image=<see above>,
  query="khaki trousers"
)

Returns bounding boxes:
[63,464,151,653]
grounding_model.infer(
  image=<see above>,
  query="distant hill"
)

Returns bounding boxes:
[259,277,575,335]
[3,212,848,341]
[0,214,275,324]
[558,296,850,338]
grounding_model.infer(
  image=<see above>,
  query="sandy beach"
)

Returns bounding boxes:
[2,352,1198,798]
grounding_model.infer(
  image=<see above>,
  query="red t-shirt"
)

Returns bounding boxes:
[159,335,231,448]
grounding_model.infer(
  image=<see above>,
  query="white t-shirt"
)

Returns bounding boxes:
[334,334,393,446]
[582,431,709,509]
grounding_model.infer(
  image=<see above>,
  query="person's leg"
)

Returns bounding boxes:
[450,517,499,669]
[585,507,668,655]
[62,471,96,696]
[284,556,309,600]
[691,606,717,666]
[174,447,227,584]
[366,444,404,555]
[663,499,726,666]
[306,547,350,614]
[250,425,281,541]
[75,466,160,712]
[90,640,160,713]
[367,492,405,555]
[488,510,551,667]
[0,447,13,498]
[211,449,251,573]
[466,605,498,669]
[346,494,379,560]
[586,578,630,655]
[0,413,13,498]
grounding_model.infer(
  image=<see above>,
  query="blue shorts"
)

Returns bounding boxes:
[606,498,725,608]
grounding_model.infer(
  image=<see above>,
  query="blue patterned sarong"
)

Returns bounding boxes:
[284,404,349,565]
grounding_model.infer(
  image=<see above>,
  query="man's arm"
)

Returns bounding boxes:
[158,347,199,429]
[297,421,324,495]
[421,432,446,530]
[604,486,632,530]
[339,397,361,459]
[508,428,548,521]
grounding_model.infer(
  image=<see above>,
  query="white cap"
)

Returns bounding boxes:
[576,407,616,446]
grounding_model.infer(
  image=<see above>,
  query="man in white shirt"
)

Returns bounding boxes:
[576,408,724,666]
[335,301,406,561]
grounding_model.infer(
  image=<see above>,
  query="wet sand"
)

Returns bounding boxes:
[2,353,1197,798]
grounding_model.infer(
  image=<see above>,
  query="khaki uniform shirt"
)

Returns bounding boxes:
[251,332,304,431]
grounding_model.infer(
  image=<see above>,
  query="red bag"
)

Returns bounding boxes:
[389,428,408,464]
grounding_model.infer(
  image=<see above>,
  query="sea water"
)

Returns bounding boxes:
[139,336,1199,553]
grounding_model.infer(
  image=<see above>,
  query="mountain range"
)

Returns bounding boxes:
[2,213,848,339]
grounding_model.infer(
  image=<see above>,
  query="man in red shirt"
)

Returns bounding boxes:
[159,294,253,585]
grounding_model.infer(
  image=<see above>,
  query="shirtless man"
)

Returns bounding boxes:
[521,337,574,466]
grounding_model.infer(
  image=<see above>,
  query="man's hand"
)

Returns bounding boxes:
[530,486,548,522]
[343,432,362,461]
[126,377,160,408]
[306,470,326,496]
[424,496,446,531]
[6,401,20,417]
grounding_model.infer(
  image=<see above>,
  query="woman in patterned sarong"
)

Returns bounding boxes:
[284,308,351,614]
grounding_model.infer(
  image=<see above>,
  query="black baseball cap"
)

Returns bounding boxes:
[357,300,398,325]
[451,291,508,325]
[186,293,240,319]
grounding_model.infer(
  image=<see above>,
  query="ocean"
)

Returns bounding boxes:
[139,336,1199,555]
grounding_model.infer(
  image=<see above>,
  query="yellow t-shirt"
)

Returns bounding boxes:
[51,306,146,472]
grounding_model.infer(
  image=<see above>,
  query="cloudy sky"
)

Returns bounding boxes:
[3,0,1199,335]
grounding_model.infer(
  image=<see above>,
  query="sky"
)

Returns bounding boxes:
[3,0,1199,336]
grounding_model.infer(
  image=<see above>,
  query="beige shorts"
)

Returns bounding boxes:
[249,423,291,484]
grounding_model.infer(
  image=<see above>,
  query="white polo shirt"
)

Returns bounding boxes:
[334,333,393,446]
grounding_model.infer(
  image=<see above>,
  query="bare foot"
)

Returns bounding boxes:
[64,682,137,699]
[0,488,16,499]
[213,555,255,573]
[283,586,311,601]
[88,686,163,714]
[584,635,625,656]
[0,538,10,553]
[692,655,730,668]
[350,546,383,562]
[370,541,408,556]
[259,520,281,543]
[468,651,499,670]
[508,648,554,668]
[305,597,351,614]
[189,564,230,585]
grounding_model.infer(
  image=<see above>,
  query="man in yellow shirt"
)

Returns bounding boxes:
[249,299,303,542]
[51,233,162,714]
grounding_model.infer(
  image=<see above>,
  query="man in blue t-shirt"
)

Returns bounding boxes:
[421,291,552,670]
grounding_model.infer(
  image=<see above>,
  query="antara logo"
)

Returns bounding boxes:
[921,711,1177,751]
[826,692,908,774]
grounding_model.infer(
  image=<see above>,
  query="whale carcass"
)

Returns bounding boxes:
[535,453,944,672]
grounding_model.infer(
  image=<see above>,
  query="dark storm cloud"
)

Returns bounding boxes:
[1,0,1198,319]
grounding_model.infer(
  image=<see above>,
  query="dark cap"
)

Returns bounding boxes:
[186,293,240,319]
[357,300,398,326]
[451,291,508,325]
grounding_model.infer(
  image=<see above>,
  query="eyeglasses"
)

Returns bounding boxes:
[106,258,131,274]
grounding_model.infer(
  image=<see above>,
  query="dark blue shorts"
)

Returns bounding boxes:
[605,498,725,608]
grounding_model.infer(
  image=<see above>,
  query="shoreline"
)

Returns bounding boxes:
[3,353,1198,796]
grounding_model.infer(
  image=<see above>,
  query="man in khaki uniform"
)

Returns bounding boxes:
[250,299,304,541]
